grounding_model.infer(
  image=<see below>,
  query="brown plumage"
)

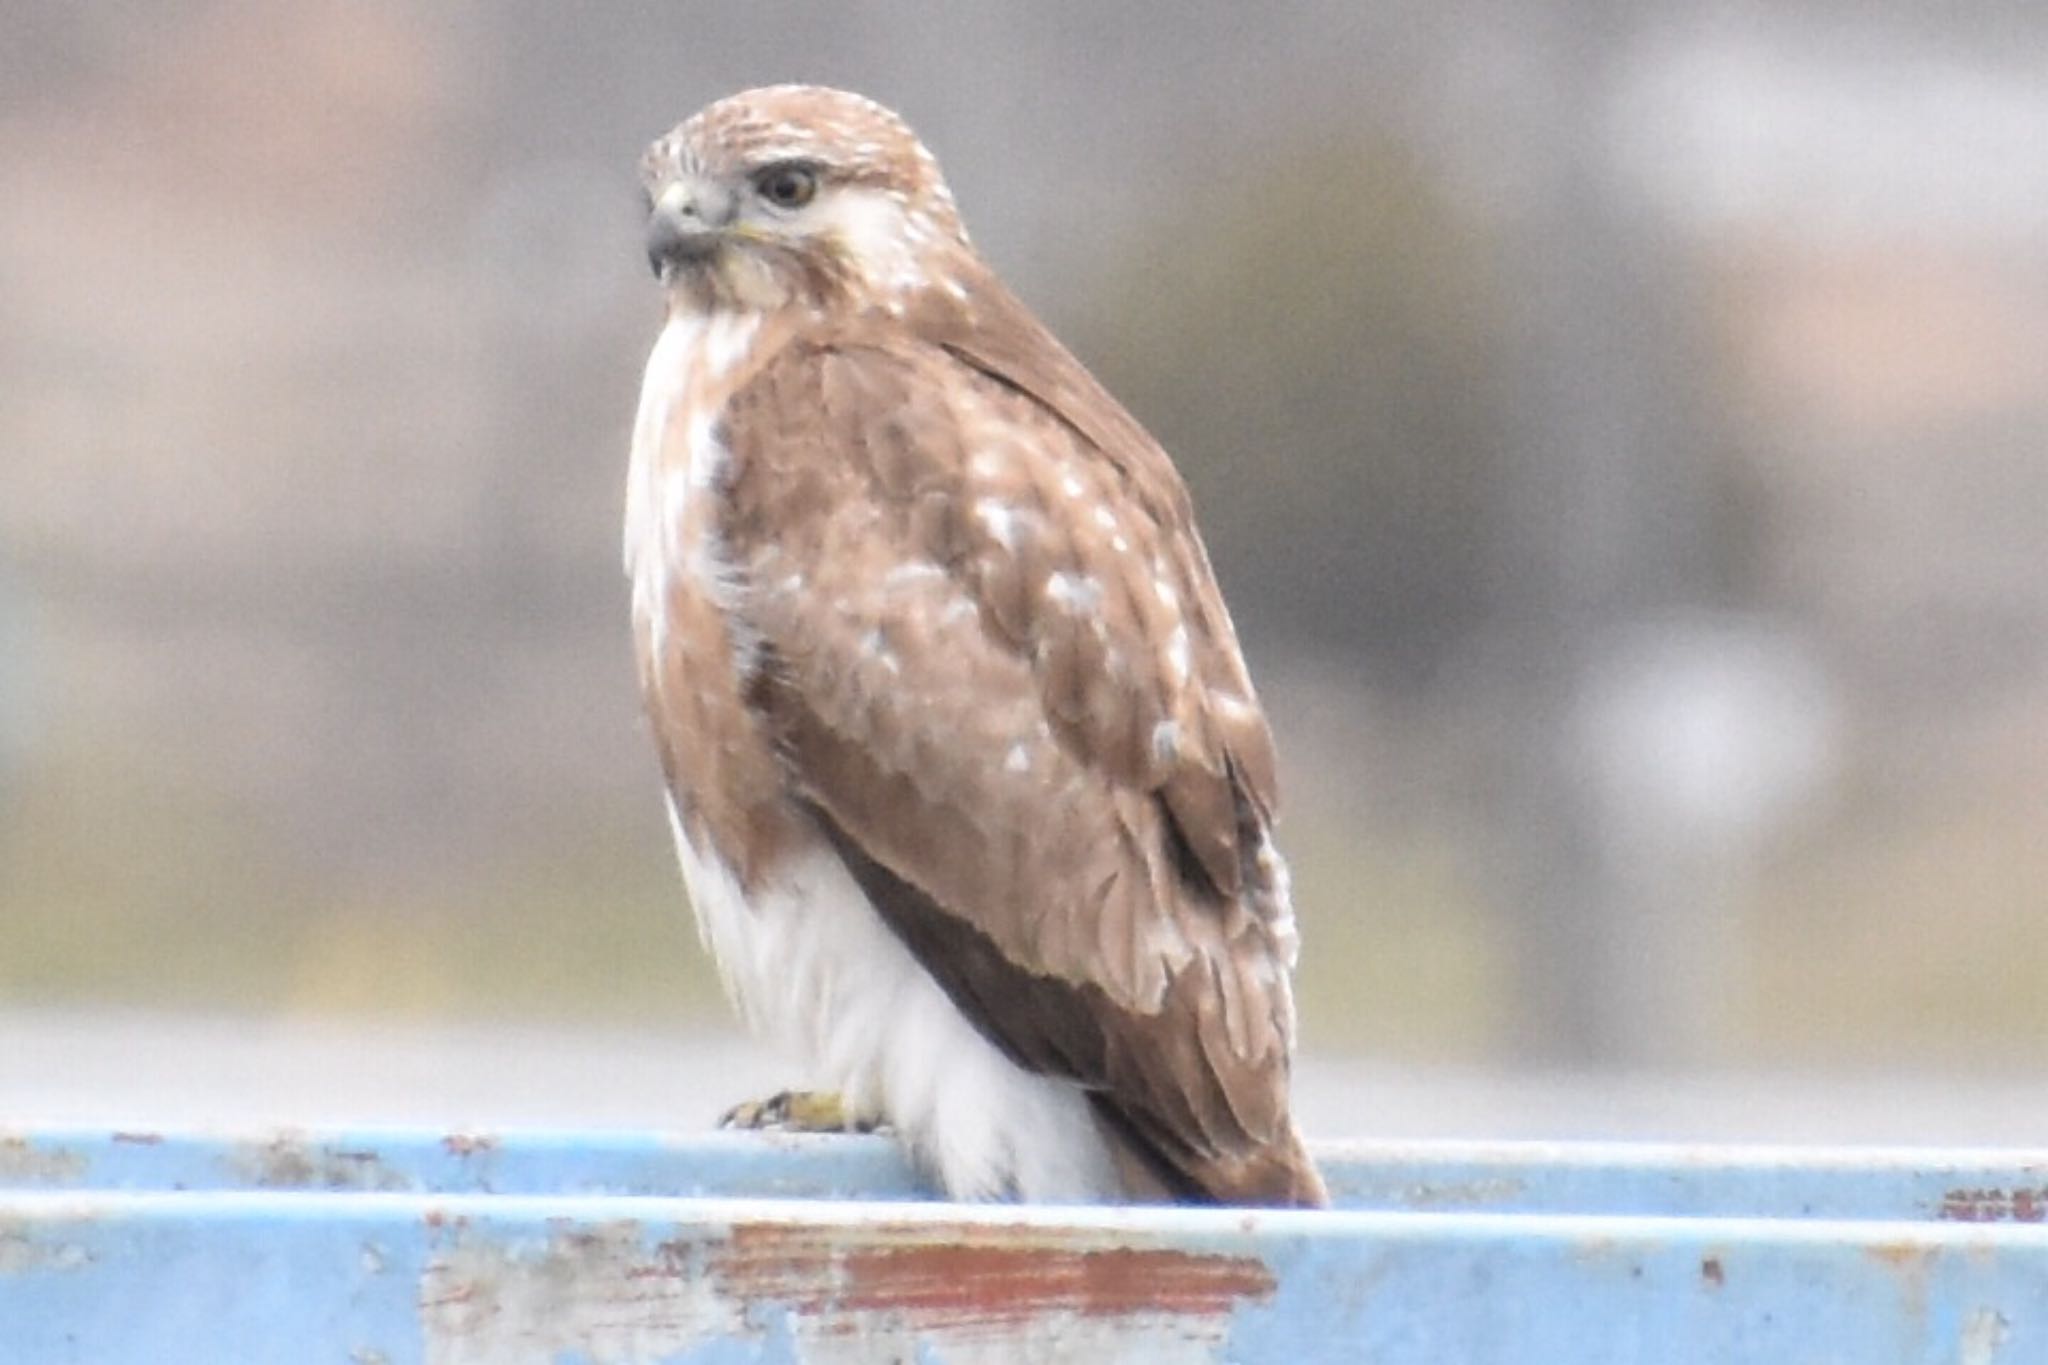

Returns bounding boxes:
[626,85,1324,1207]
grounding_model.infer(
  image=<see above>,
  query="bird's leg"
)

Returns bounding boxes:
[719,1089,883,1134]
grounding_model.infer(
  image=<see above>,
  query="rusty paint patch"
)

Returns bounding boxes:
[1941,1187,2048,1223]
[1866,1241,1934,1272]
[233,1133,409,1192]
[715,1221,1275,1328]
[1866,1239,1934,1327]
[1699,1256,1725,1288]
[421,1208,472,1235]
[0,1136,87,1186]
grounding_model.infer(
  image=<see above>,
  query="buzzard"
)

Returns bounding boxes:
[626,85,1324,1206]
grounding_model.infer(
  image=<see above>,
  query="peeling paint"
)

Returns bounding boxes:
[232,1134,410,1193]
[10,1130,2048,1361]
[704,1222,1272,1362]
[1961,1306,2010,1365]
[415,1217,1274,1365]
[0,1138,86,1186]
[1395,1176,1528,1211]
[419,1220,740,1365]
[441,1133,498,1160]
[717,1220,1275,1326]
[0,1222,92,1276]
[1942,1188,2048,1223]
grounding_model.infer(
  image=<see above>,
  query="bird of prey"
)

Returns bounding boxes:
[626,85,1324,1207]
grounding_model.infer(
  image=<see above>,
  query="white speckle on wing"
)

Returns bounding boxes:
[1151,720,1181,765]
[1166,624,1192,685]
[940,596,979,626]
[1255,832,1301,972]
[1213,689,1259,722]
[1154,578,1179,610]
[974,499,1021,550]
[883,560,946,590]
[860,628,902,676]
[1004,742,1032,774]
[1045,571,1104,615]
[1110,534,1130,554]
[1091,504,1118,531]
[1059,472,1086,499]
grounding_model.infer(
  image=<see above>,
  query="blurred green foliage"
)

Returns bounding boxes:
[1075,134,1505,682]
[0,752,719,1024]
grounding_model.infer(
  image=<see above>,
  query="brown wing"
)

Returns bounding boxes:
[718,280,1322,1206]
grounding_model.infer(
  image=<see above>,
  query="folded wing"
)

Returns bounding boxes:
[716,282,1323,1205]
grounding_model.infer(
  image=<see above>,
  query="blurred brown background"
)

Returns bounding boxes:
[2,1,2045,1116]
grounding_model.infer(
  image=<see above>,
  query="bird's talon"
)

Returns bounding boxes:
[719,1089,879,1133]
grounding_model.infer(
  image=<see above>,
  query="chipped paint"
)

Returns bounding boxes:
[1960,1306,2010,1365]
[705,1220,1273,1363]
[1942,1188,2048,1223]
[717,1219,1275,1325]
[0,1137,86,1186]
[416,1214,1274,1364]
[232,1133,410,1193]
[0,1221,91,1276]
[439,1134,498,1161]
[1393,1175,1528,1211]
[419,1220,740,1365]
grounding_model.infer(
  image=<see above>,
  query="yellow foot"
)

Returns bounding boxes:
[719,1089,882,1134]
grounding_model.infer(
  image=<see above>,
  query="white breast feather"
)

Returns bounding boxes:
[662,797,1118,1202]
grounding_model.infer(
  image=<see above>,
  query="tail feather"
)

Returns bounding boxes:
[1090,1093,1328,1208]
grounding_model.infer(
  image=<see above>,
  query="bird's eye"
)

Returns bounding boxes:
[754,163,819,210]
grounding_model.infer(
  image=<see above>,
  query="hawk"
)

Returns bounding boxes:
[626,85,1325,1207]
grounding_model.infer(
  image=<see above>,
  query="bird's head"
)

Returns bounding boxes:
[641,85,972,315]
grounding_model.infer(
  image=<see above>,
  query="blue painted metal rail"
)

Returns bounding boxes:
[3,1127,2046,1361]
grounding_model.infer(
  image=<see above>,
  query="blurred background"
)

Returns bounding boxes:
[2,0,2044,1137]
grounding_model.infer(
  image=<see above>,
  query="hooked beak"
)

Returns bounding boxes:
[646,180,735,277]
